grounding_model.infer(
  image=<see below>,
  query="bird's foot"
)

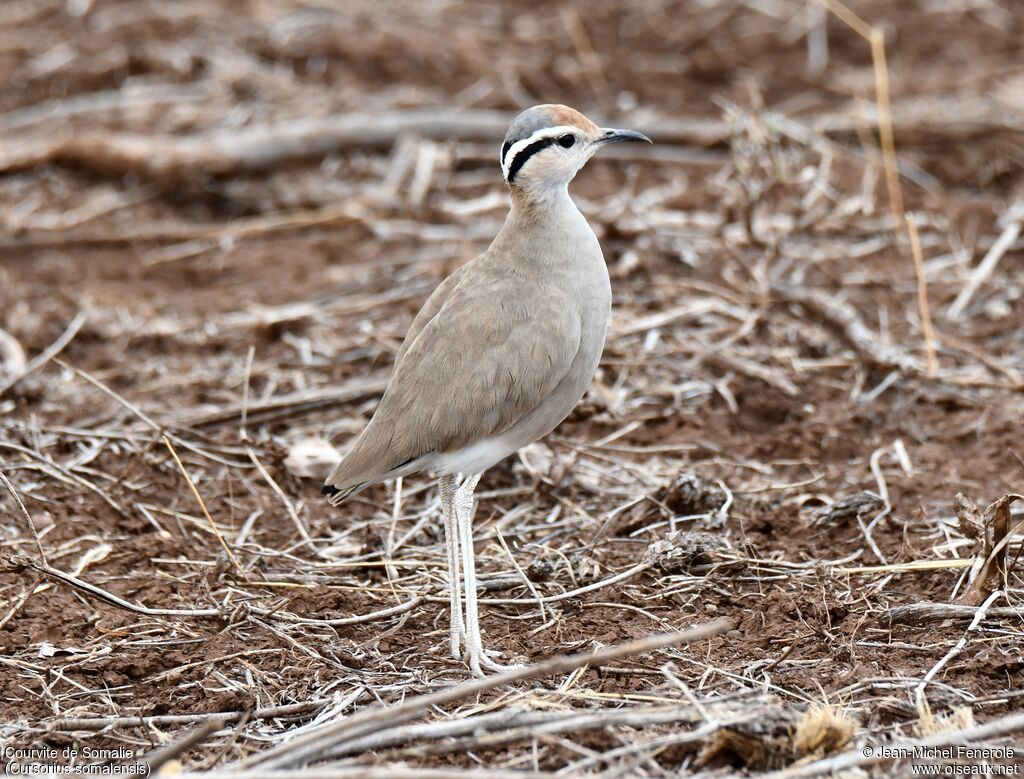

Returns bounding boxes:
[478,653,527,674]
[464,645,526,676]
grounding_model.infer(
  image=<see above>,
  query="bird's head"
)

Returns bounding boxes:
[500,104,651,202]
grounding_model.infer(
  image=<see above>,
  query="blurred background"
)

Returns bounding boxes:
[1,0,1023,773]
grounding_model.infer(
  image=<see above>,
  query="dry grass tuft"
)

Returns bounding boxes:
[793,704,857,760]
[915,700,976,738]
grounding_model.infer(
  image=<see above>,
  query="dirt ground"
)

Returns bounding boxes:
[1,0,1023,775]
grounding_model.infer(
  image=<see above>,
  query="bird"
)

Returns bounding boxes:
[323,104,651,675]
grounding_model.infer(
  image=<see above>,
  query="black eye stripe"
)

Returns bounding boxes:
[500,141,512,165]
[506,136,556,183]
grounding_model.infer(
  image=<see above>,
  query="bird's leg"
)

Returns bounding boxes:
[454,473,484,676]
[438,474,463,660]
[454,473,524,675]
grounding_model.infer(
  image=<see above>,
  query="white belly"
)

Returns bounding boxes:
[428,435,521,475]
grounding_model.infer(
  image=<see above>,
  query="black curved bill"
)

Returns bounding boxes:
[595,128,653,145]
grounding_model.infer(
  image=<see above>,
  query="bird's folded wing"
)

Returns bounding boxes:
[394,262,468,366]
[334,276,582,484]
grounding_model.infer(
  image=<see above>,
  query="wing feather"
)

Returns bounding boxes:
[325,267,581,493]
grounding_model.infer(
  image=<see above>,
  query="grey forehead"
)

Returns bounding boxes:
[503,106,558,147]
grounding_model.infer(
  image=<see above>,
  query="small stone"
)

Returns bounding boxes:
[812,492,884,525]
[663,471,727,516]
[644,530,730,574]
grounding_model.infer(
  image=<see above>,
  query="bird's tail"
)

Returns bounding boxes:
[322,425,419,507]
[321,481,365,507]
[321,429,379,506]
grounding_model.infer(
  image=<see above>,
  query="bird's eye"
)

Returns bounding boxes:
[558,134,576,148]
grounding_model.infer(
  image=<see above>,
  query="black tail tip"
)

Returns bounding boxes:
[321,484,340,497]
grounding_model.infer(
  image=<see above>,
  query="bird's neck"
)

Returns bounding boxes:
[505,183,586,234]
[491,184,600,272]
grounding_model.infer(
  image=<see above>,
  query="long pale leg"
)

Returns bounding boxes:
[455,473,523,675]
[438,475,463,660]
[454,474,483,675]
